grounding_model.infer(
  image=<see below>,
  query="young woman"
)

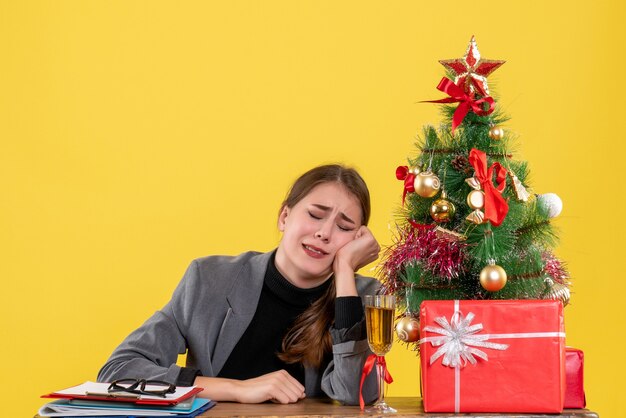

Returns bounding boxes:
[97,164,381,405]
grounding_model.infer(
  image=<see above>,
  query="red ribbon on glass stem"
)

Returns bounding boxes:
[424,77,495,133]
[359,354,393,410]
[468,148,509,226]
[396,166,415,205]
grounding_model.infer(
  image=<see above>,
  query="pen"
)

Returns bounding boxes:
[85,391,141,399]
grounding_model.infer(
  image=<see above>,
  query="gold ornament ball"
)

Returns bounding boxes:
[396,316,420,342]
[479,264,508,292]
[544,278,571,307]
[467,190,485,210]
[430,198,456,222]
[489,126,505,140]
[413,171,441,198]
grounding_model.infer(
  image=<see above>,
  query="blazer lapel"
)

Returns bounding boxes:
[211,252,270,375]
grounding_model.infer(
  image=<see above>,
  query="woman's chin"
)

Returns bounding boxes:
[299,266,333,285]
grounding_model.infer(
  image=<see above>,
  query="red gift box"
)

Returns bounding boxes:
[565,347,586,408]
[419,300,565,413]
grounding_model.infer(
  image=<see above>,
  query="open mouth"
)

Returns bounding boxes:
[303,244,329,256]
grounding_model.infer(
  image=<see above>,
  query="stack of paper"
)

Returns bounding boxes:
[37,382,214,418]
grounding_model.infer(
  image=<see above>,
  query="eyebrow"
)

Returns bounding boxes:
[311,204,356,225]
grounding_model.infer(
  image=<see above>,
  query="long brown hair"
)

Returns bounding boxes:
[277,164,371,368]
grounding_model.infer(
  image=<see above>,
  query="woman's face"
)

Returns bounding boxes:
[275,182,363,288]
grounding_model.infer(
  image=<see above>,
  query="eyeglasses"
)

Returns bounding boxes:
[108,379,176,398]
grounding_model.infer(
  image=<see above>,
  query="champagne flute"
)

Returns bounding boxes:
[364,294,396,413]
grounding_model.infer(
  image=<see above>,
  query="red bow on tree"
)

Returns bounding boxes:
[396,165,416,205]
[424,77,495,133]
[359,354,393,410]
[468,148,509,226]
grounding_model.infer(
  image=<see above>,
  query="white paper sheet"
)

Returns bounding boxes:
[53,381,197,401]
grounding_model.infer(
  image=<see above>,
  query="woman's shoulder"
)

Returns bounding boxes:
[193,250,264,268]
[183,250,272,289]
[168,251,272,312]
[354,273,381,296]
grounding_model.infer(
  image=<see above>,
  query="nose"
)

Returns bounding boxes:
[315,220,332,242]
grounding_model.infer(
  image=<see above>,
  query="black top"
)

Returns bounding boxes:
[178,252,364,386]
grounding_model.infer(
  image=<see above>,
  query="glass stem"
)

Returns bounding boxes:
[376,358,385,405]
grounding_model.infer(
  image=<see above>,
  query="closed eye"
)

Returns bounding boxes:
[308,211,322,220]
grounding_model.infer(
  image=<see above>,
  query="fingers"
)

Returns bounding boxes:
[354,226,381,267]
[273,370,305,403]
[238,370,305,404]
[339,227,379,268]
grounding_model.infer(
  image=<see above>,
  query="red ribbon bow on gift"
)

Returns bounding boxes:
[468,148,509,226]
[424,77,495,133]
[359,354,393,410]
[396,166,416,205]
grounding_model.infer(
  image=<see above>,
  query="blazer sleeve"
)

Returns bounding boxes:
[320,277,380,406]
[97,260,200,385]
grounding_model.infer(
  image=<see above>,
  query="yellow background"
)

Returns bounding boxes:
[1,1,623,416]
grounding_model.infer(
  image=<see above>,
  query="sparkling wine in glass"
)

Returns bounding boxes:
[364,294,396,413]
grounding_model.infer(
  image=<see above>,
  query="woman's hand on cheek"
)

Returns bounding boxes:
[333,226,380,296]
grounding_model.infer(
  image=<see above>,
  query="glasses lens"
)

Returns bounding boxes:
[108,379,175,397]
[141,380,175,396]
[109,379,140,392]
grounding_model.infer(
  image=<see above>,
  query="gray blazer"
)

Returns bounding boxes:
[97,251,380,405]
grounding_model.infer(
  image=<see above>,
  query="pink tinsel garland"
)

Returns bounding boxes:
[380,223,468,292]
[542,251,570,284]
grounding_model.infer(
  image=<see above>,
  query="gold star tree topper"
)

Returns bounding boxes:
[439,36,505,96]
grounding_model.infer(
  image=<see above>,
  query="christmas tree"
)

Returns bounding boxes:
[382,37,571,346]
